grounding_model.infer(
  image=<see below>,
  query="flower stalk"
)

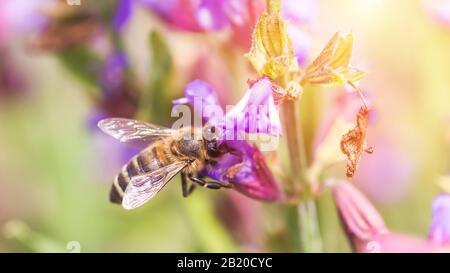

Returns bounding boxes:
[262,0,322,252]
[280,97,322,252]
[280,99,303,197]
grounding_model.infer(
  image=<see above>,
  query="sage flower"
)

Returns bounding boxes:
[142,0,312,57]
[174,78,282,136]
[333,182,449,252]
[173,79,281,201]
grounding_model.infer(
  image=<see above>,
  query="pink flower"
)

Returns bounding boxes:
[142,0,264,49]
[141,0,203,32]
[0,0,53,43]
[423,0,450,28]
[141,0,314,55]
[332,181,449,252]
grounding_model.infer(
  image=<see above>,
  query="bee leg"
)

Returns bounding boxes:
[188,184,196,195]
[197,175,233,189]
[189,176,230,190]
[182,173,197,197]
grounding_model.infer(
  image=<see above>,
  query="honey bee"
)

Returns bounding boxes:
[98,118,233,210]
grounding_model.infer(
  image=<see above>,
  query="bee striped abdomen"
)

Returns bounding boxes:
[110,144,170,204]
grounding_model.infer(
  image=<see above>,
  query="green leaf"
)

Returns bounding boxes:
[143,31,174,124]
[57,46,100,88]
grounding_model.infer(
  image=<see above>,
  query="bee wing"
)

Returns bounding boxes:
[98,118,173,144]
[122,162,187,210]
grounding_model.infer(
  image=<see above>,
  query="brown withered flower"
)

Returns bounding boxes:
[340,106,373,179]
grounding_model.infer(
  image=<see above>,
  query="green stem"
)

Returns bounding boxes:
[298,199,322,252]
[280,100,305,195]
[280,100,322,252]
[265,0,322,253]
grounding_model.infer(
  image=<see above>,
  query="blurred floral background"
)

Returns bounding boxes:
[0,0,450,252]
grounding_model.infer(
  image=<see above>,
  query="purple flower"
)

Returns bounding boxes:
[96,52,138,119]
[200,140,281,201]
[173,79,224,125]
[429,193,450,245]
[175,78,282,136]
[100,52,128,97]
[173,79,281,201]
[225,77,281,135]
[113,0,133,32]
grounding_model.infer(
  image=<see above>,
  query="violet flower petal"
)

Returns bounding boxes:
[225,78,282,136]
[429,193,450,245]
[100,52,128,97]
[113,0,133,32]
[173,80,224,125]
[201,140,281,201]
